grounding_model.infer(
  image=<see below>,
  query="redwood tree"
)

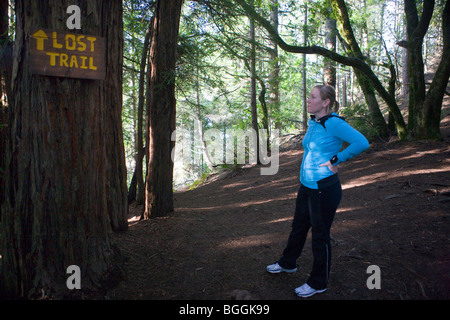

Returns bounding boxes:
[0,0,126,298]
[143,0,183,219]
[0,0,11,223]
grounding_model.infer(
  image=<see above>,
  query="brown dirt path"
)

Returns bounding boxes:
[108,113,450,300]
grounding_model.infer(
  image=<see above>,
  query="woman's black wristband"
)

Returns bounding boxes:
[330,155,338,164]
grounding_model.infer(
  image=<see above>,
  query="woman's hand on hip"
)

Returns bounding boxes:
[319,160,338,174]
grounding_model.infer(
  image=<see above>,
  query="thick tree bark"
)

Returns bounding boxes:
[404,0,432,136]
[0,0,11,223]
[104,1,129,231]
[0,0,126,298]
[421,0,450,139]
[143,0,183,219]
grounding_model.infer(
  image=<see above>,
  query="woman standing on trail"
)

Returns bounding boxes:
[266,85,369,298]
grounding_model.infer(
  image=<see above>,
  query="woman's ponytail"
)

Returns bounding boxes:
[333,100,340,113]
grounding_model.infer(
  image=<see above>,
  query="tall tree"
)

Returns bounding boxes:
[405,0,450,140]
[249,0,260,164]
[105,1,129,232]
[302,3,308,133]
[269,0,281,130]
[0,0,126,298]
[136,23,152,205]
[143,0,183,219]
[323,4,337,87]
[0,0,11,223]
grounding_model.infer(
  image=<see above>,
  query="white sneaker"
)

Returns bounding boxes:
[266,262,297,274]
[295,283,327,297]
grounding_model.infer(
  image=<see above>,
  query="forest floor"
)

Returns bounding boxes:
[107,106,450,301]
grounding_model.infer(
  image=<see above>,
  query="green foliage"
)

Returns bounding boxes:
[340,104,379,142]
[187,170,213,190]
[120,0,446,188]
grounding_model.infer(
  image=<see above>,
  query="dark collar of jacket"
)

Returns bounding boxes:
[310,113,345,129]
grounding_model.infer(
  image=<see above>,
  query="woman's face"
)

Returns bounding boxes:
[307,87,329,116]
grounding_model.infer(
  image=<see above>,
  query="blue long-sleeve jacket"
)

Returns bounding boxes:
[300,113,370,189]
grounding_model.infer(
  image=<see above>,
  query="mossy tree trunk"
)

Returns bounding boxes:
[405,0,450,140]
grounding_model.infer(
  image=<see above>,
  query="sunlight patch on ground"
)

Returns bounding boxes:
[337,206,365,214]
[342,168,450,190]
[397,149,450,161]
[222,181,250,189]
[177,194,296,212]
[218,233,282,249]
[239,178,298,193]
[127,215,142,227]
[128,215,140,222]
[262,217,292,224]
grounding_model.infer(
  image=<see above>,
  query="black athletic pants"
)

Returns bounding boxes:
[278,174,342,290]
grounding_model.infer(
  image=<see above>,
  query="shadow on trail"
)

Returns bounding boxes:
[110,134,450,300]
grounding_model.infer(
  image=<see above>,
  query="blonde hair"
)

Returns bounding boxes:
[314,85,340,114]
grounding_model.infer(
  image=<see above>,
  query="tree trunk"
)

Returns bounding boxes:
[105,1,129,232]
[195,84,214,171]
[323,11,337,87]
[401,35,410,97]
[421,59,450,139]
[0,0,11,223]
[257,77,270,152]
[405,0,449,140]
[405,0,429,137]
[354,69,390,137]
[342,73,348,107]
[302,3,308,133]
[249,1,260,165]
[421,0,450,140]
[143,0,183,219]
[0,0,126,298]
[331,0,390,139]
[269,0,281,130]
[136,24,152,206]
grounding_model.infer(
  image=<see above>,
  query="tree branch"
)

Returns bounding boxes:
[234,0,364,69]
[234,0,408,137]
[416,0,435,40]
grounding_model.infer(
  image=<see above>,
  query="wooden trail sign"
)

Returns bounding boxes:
[29,29,106,80]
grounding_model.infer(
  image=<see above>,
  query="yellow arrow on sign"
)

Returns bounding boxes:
[31,30,48,51]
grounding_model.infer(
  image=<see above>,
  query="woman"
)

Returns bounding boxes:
[266,85,369,297]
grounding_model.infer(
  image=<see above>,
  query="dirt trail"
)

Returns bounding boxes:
[108,115,450,300]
